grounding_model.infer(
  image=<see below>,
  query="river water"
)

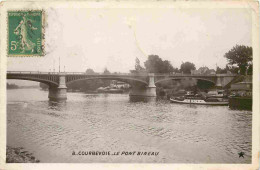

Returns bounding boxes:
[7,88,252,163]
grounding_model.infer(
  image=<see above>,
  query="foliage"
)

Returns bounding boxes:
[196,66,215,75]
[135,58,144,71]
[162,60,175,73]
[103,68,110,74]
[226,64,239,74]
[216,66,227,74]
[102,68,111,86]
[130,58,146,74]
[172,67,180,73]
[224,45,252,75]
[85,68,95,74]
[144,55,175,73]
[217,64,242,74]
[180,62,196,74]
[135,58,146,73]
[7,83,19,89]
[247,63,252,75]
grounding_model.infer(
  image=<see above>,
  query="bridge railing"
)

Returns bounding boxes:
[65,72,151,77]
[7,71,60,74]
[6,71,147,76]
[7,71,237,77]
[154,73,237,77]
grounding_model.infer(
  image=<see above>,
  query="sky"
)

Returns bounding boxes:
[7,7,252,85]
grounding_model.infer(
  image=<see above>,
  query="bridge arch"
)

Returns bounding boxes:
[7,76,59,87]
[66,76,148,87]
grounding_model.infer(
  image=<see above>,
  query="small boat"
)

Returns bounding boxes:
[170,98,228,106]
[170,92,228,106]
[97,87,123,93]
[107,88,124,93]
[207,90,226,98]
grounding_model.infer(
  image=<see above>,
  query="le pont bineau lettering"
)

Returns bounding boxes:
[73,151,159,156]
[121,151,159,156]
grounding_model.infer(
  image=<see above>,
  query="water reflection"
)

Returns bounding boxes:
[129,96,157,102]
[48,100,66,111]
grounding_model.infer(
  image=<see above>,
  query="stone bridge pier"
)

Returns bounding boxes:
[129,73,157,97]
[48,74,67,101]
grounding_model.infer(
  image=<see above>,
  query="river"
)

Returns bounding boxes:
[7,88,252,163]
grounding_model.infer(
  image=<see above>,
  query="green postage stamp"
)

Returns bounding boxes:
[8,10,44,56]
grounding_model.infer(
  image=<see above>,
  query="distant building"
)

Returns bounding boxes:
[191,70,200,75]
[229,76,252,97]
[208,69,216,75]
[230,82,252,97]
[229,76,252,110]
[191,67,216,75]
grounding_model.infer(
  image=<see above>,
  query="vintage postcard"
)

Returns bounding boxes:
[0,1,259,170]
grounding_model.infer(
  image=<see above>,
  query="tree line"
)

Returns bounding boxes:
[131,44,252,75]
[7,83,19,89]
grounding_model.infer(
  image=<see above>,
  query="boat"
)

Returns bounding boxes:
[97,87,123,93]
[207,90,226,98]
[170,92,228,106]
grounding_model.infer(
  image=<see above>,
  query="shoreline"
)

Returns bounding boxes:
[6,146,40,163]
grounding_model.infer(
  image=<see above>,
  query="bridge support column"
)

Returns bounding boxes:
[216,76,223,88]
[129,73,157,97]
[48,74,67,101]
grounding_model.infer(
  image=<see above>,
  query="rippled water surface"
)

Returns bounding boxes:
[7,89,252,163]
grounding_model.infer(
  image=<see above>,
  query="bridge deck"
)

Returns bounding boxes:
[7,71,237,77]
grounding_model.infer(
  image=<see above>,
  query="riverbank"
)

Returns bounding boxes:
[229,97,252,110]
[6,146,40,163]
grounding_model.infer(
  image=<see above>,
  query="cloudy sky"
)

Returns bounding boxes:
[7,7,252,80]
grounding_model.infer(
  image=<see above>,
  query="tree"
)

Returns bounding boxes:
[103,67,110,74]
[216,66,227,74]
[172,67,180,73]
[7,83,19,89]
[162,60,174,73]
[197,66,210,74]
[224,45,252,75]
[135,58,145,72]
[144,55,163,73]
[85,68,95,74]
[144,55,175,73]
[180,62,196,74]
[247,63,252,75]
[102,68,111,86]
[130,57,146,74]
[226,64,239,74]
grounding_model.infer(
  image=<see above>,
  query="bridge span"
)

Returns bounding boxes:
[7,71,237,100]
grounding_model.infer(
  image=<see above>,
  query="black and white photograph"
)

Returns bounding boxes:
[0,1,259,170]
